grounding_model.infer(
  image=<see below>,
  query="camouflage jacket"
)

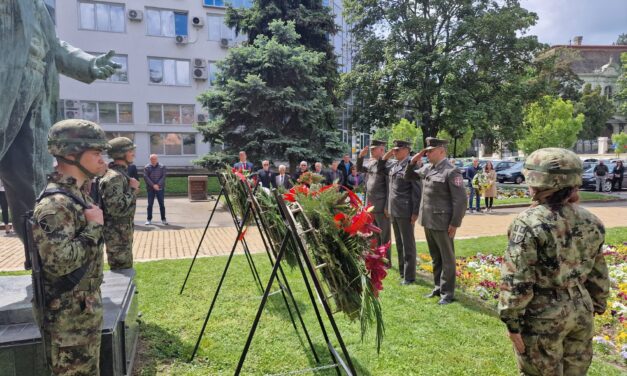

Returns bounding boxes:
[32,173,104,295]
[98,163,136,222]
[498,203,610,333]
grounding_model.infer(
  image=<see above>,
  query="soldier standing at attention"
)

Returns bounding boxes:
[498,148,609,375]
[357,140,392,266]
[382,140,421,284]
[406,138,467,304]
[98,137,139,270]
[32,119,108,375]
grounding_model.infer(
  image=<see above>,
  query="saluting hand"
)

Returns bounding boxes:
[383,150,394,160]
[84,206,104,225]
[411,150,426,165]
[359,146,369,158]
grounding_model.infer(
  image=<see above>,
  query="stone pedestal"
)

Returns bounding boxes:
[188,175,208,201]
[598,137,609,155]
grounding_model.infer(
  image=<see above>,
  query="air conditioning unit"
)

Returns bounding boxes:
[193,67,208,80]
[64,110,80,119]
[196,114,208,124]
[191,16,204,28]
[220,38,230,48]
[175,35,188,45]
[127,9,143,21]
[193,58,207,68]
[64,99,79,109]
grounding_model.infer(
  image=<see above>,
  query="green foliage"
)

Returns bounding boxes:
[518,96,584,154]
[612,132,627,157]
[342,0,541,145]
[617,33,627,45]
[616,53,627,117]
[195,20,343,172]
[529,47,583,101]
[373,118,423,151]
[437,128,474,157]
[574,84,616,140]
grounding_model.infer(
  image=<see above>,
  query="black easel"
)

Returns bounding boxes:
[188,177,314,362]
[180,173,263,295]
[234,190,357,375]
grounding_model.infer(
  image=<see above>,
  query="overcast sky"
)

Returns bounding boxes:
[519,0,627,46]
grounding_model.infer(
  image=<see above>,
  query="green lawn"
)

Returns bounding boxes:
[493,191,620,206]
[130,232,626,375]
[416,227,627,258]
[136,176,221,197]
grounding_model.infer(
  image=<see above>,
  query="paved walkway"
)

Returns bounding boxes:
[1,197,625,271]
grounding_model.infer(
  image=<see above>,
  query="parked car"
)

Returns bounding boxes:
[493,160,516,172]
[497,162,525,184]
[581,160,626,191]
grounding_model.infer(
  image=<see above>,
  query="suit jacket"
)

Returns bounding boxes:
[233,161,253,171]
[324,169,344,185]
[257,168,274,188]
[275,173,292,189]
[406,159,467,231]
[387,157,421,218]
[357,156,388,213]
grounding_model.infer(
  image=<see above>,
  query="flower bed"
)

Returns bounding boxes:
[416,244,627,365]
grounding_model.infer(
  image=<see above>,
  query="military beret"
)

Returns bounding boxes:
[392,140,411,149]
[424,137,448,150]
[370,140,386,147]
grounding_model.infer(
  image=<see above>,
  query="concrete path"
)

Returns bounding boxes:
[1,196,625,271]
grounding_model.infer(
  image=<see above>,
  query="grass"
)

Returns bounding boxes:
[493,191,621,206]
[136,176,221,198]
[127,230,627,375]
[416,227,627,258]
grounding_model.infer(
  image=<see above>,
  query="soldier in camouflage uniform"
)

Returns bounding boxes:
[498,148,610,376]
[31,119,108,375]
[98,137,139,269]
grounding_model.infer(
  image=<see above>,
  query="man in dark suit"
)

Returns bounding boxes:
[257,160,274,188]
[325,160,344,185]
[275,165,292,189]
[383,140,421,285]
[406,137,467,305]
[338,154,353,184]
[233,151,253,171]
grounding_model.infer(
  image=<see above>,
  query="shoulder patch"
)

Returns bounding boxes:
[37,213,58,234]
[510,224,527,244]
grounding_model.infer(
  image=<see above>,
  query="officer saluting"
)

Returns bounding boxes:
[383,140,421,284]
[406,137,466,304]
[30,119,108,375]
[357,140,392,265]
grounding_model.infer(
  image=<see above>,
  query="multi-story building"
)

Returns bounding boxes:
[50,0,355,167]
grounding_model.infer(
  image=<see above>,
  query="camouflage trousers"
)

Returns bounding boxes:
[39,289,103,376]
[516,290,594,376]
[103,221,134,270]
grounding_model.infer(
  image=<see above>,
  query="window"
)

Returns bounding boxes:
[150,133,196,155]
[146,8,188,37]
[208,62,219,85]
[79,1,125,32]
[89,53,128,82]
[605,86,613,99]
[78,101,133,124]
[203,0,252,8]
[207,14,235,41]
[148,58,190,86]
[203,0,225,6]
[105,132,134,141]
[148,104,195,124]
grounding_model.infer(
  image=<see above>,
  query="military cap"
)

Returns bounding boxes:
[370,140,386,147]
[108,137,136,159]
[48,119,109,156]
[392,140,411,149]
[523,148,582,189]
[424,137,449,150]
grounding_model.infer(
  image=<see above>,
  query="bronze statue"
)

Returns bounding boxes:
[0,0,120,244]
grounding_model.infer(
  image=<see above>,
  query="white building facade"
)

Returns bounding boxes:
[51,0,354,167]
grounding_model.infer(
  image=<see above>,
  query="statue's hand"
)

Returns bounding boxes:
[91,50,122,79]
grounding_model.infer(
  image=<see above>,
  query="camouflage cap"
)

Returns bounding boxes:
[48,119,109,156]
[523,148,583,189]
[108,137,136,159]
